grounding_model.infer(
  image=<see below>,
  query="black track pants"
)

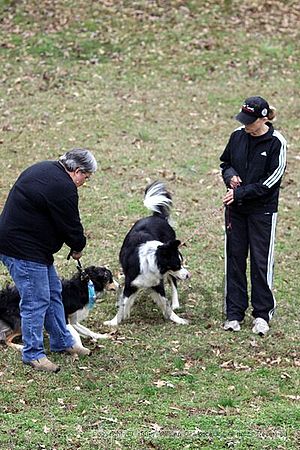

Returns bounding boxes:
[224,208,277,323]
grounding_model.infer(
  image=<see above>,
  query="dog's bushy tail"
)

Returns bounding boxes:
[144,181,172,219]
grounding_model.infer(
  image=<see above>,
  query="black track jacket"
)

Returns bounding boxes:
[220,124,287,214]
[0,161,86,264]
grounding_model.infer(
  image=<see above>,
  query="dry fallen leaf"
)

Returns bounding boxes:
[154,379,175,388]
[150,423,163,432]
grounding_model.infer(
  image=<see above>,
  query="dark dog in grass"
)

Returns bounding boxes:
[0,265,118,351]
[104,181,190,327]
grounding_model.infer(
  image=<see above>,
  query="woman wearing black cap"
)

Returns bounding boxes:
[220,96,287,335]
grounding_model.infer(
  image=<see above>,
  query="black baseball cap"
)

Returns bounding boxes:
[235,96,270,125]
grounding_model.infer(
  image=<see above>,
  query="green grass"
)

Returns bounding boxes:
[0,0,300,449]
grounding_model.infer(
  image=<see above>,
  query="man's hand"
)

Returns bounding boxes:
[229,175,242,189]
[70,251,82,260]
[223,189,235,206]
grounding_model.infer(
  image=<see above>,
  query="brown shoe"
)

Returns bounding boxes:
[23,356,60,373]
[66,344,91,356]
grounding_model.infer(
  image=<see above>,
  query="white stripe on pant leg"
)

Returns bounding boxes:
[267,212,277,320]
[223,210,228,316]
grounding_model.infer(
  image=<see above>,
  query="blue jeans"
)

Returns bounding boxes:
[0,254,74,362]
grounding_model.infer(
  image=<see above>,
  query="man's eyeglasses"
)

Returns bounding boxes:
[80,171,92,181]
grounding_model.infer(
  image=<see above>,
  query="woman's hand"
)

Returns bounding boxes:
[229,175,242,189]
[223,189,235,206]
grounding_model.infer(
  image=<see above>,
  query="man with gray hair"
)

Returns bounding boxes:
[0,148,97,373]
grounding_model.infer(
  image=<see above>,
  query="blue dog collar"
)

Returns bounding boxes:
[88,280,96,309]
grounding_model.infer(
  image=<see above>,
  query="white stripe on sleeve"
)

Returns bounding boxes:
[263,130,287,188]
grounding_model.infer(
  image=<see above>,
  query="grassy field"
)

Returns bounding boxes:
[0,1,299,449]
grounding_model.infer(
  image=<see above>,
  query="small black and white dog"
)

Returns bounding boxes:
[104,181,190,327]
[0,265,117,350]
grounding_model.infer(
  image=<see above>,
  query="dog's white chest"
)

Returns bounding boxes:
[131,241,162,288]
[132,271,161,288]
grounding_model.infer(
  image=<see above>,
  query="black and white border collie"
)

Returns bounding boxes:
[104,181,190,327]
[0,266,117,351]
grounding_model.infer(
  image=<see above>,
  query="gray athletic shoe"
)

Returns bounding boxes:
[252,318,269,336]
[223,319,241,332]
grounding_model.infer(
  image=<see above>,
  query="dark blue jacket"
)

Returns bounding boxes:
[0,161,86,264]
[220,124,287,213]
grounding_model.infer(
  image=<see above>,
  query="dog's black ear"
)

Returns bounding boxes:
[105,267,113,277]
[167,239,181,249]
[159,239,181,253]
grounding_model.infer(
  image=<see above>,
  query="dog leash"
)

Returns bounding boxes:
[225,205,232,231]
[67,252,97,309]
[179,206,224,247]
